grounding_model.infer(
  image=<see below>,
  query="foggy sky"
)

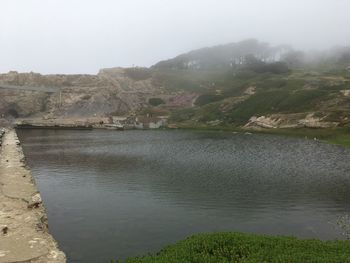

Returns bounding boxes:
[1,0,350,74]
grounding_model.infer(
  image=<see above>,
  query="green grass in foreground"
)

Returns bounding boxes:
[121,232,350,263]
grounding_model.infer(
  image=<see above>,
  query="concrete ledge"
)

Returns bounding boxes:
[0,129,66,263]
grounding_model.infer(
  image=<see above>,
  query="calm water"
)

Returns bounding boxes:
[17,129,350,263]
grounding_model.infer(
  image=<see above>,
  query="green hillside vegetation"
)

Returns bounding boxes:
[148,97,165,106]
[136,40,350,147]
[151,69,228,92]
[167,69,349,123]
[127,44,350,129]
[121,232,350,263]
[227,89,330,124]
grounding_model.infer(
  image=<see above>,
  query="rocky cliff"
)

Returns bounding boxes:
[0,68,175,120]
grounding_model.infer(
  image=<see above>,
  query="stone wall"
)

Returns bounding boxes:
[0,129,66,263]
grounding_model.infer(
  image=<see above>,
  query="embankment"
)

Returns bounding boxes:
[0,129,66,263]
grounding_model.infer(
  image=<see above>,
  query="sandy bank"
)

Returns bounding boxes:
[0,129,66,263]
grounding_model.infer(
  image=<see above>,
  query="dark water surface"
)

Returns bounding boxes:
[17,129,350,262]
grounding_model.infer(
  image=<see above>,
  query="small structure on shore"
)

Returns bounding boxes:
[104,123,124,130]
[135,116,168,129]
[112,116,128,125]
[347,66,350,73]
[109,115,169,129]
[110,116,138,129]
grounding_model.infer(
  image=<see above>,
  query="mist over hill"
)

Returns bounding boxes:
[1,39,350,130]
[153,39,350,71]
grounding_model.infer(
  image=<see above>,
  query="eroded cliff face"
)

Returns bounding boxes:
[0,68,169,119]
[0,89,50,118]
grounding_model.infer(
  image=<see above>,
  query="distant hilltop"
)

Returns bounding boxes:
[153,39,350,71]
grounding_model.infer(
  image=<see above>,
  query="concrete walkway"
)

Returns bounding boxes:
[0,130,66,263]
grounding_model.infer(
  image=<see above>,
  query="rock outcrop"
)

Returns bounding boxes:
[244,113,339,130]
[0,69,169,119]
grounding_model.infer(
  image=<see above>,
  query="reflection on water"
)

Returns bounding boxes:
[17,129,350,263]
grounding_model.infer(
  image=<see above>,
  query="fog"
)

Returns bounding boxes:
[1,0,350,74]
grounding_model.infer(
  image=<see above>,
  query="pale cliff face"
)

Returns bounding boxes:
[0,68,168,118]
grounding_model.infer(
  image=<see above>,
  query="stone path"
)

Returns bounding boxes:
[0,129,66,263]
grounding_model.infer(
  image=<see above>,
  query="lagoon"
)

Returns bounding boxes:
[17,129,350,263]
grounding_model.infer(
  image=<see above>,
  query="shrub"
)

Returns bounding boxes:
[195,94,224,106]
[125,68,152,81]
[148,98,165,106]
[122,232,350,263]
[81,94,91,100]
[247,61,290,74]
[170,108,196,122]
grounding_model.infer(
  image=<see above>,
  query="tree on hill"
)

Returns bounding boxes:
[148,98,165,106]
[281,50,305,68]
[152,39,289,70]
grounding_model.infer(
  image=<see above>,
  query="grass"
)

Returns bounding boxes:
[167,123,350,148]
[246,127,350,148]
[120,232,350,263]
[224,89,330,124]
[327,136,350,148]
[151,69,229,92]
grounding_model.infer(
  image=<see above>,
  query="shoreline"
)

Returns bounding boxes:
[166,123,350,148]
[13,119,350,148]
[0,129,66,262]
[10,116,350,148]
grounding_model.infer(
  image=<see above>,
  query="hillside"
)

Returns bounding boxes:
[1,40,350,136]
[150,40,350,132]
[167,68,350,129]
